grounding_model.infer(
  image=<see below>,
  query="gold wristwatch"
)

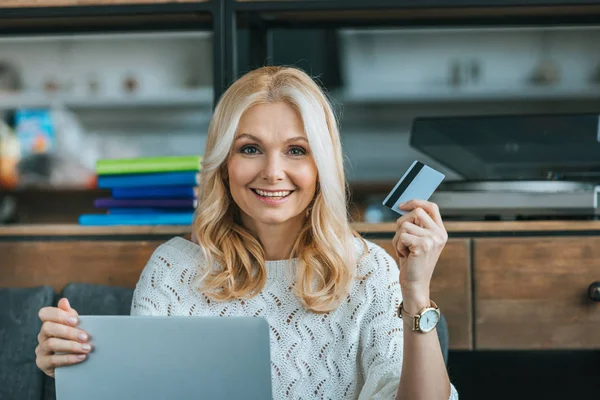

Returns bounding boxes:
[397,300,440,333]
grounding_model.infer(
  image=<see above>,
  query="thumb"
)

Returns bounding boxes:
[57,298,79,316]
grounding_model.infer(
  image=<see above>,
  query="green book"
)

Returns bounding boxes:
[96,155,202,175]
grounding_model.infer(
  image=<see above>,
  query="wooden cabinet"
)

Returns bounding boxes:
[474,237,600,350]
[0,241,163,292]
[2,235,473,350]
[371,239,473,350]
[5,225,600,351]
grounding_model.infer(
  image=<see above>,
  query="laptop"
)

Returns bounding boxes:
[55,315,273,400]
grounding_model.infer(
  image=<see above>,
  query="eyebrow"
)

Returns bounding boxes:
[235,133,308,144]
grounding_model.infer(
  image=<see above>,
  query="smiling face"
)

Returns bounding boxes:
[227,102,318,233]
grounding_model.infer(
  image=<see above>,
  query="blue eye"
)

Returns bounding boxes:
[289,147,307,156]
[240,145,259,155]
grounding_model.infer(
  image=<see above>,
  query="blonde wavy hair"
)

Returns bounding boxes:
[192,66,365,313]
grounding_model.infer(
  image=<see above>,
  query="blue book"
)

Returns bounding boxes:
[78,212,194,226]
[97,171,200,189]
[108,207,192,214]
[112,186,197,199]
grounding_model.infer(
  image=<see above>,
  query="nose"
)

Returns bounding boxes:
[261,154,285,183]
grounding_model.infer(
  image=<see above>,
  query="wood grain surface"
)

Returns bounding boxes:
[0,240,165,292]
[372,239,473,350]
[474,237,600,349]
[4,220,600,237]
[0,224,191,236]
[353,221,600,234]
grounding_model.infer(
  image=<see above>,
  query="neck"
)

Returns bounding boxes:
[241,215,306,261]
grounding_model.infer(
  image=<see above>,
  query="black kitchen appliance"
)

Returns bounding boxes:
[410,113,600,219]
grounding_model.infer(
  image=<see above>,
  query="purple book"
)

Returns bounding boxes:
[94,198,197,209]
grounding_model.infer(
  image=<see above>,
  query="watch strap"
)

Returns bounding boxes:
[397,300,439,332]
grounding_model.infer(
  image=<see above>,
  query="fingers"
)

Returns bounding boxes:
[398,221,428,237]
[37,337,92,356]
[36,299,89,378]
[38,321,88,344]
[36,352,87,377]
[38,308,79,339]
[392,232,409,259]
[35,333,91,378]
[396,212,438,247]
[394,221,430,259]
[38,302,86,345]
[399,232,435,257]
[39,304,78,326]
[57,298,79,318]
[408,207,438,230]
[398,199,444,228]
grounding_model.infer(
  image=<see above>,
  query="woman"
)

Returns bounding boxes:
[35,66,458,399]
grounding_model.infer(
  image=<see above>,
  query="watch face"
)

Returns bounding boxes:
[419,309,440,332]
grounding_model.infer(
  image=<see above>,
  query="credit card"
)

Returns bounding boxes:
[382,160,445,215]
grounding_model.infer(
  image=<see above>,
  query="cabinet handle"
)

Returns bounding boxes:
[588,282,600,302]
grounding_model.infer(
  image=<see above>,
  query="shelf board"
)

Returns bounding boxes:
[0,88,213,110]
[0,223,191,236]
[0,0,210,7]
[234,0,600,7]
[0,2,213,35]
[0,30,212,42]
[3,85,598,109]
[235,2,600,28]
[3,221,600,237]
[333,84,600,104]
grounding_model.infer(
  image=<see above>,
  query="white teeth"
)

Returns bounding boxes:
[254,189,292,197]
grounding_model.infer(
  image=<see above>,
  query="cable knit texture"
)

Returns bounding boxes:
[131,236,458,400]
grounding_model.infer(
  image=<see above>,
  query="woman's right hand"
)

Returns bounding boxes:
[35,298,91,377]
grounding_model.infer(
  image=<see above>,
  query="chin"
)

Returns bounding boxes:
[252,211,302,226]
[256,215,295,226]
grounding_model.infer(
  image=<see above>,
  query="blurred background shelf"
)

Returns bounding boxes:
[334,84,600,104]
[0,0,208,6]
[0,2,214,36]
[0,88,213,110]
[5,84,599,110]
[233,0,600,29]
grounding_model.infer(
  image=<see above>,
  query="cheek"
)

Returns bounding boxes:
[227,158,253,188]
[292,163,318,193]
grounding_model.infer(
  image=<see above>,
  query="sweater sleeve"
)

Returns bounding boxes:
[130,243,176,316]
[357,247,459,400]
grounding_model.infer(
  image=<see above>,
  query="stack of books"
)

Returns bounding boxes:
[78,155,201,226]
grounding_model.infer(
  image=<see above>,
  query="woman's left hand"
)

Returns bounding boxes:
[391,199,448,308]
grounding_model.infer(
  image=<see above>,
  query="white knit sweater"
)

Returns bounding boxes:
[130,236,458,399]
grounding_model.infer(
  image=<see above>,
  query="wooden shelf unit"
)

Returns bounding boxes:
[2,0,600,354]
[3,222,600,350]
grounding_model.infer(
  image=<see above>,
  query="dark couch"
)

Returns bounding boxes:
[0,284,449,400]
[0,284,133,400]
